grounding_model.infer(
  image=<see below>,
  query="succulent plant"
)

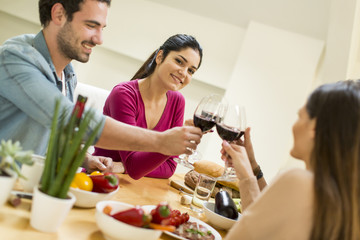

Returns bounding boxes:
[0,140,33,178]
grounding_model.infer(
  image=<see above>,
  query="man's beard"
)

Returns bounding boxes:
[57,22,91,63]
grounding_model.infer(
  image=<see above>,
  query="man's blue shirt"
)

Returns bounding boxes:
[0,31,105,155]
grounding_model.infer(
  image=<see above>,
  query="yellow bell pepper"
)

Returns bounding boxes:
[71,172,93,191]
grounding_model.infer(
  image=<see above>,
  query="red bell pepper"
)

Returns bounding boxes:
[90,172,119,193]
[111,206,151,227]
[150,202,172,224]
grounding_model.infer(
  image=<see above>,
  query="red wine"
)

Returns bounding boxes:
[193,114,216,132]
[216,123,243,142]
[238,131,245,139]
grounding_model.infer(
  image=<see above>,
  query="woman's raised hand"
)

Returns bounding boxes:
[221,141,253,180]
[235,127,258,169]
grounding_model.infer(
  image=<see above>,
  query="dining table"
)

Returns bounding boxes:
[0,173,227,240]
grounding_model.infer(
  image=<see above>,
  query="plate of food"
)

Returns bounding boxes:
[142,205,221,240]
[166,216,221,240]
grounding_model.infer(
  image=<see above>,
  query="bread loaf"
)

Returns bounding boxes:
[193,160,224,178]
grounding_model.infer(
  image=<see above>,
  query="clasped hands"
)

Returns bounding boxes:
[220,127,258,180]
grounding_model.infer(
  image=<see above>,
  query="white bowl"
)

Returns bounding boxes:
[69,186,119,208]
[203,202,241,230]
[95,200,162,240]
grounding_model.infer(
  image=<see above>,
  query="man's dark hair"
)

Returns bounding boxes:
[39,0,111,27]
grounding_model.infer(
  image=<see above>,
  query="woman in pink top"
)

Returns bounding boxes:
[94,34,203,180]
[222,80,360,239]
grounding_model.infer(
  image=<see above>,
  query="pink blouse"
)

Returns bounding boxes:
[93,80,185,179]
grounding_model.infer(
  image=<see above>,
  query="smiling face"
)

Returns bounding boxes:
[290,105,316,164]
[57,0,108,63]
[154,48,201,91]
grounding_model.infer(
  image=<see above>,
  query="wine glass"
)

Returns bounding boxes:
[215,104,247,181]
[174,94,224,168]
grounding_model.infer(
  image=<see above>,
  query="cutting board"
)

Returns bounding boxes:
[170,180,194,195]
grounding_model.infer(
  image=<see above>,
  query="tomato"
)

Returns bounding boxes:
[173,216,182,226]
[71,172,93,191]
[156,207,190,227]
[171,209,181,217]
[182,212,190,222]
[162,218,176,226]
[90,171,103,176]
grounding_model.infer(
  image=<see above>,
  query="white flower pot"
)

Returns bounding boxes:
[19,154,45,192]
[0,173,17,206]
[30,186,76,232]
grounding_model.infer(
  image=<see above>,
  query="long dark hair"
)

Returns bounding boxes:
[306,80,360,240]
[39,0,111,27]
[131,34,203,80]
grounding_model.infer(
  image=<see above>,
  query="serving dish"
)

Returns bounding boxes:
[70,186,119,208]
[142,205,222,240]
[95,201,162,240]
[203,202,240,230]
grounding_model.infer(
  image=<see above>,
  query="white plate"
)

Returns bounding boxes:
[142,205,222,240]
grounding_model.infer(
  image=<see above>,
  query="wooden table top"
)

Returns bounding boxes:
[0,173,227,240]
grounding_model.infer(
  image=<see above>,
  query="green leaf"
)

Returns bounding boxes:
[0,139,33,178]
[40,98,60,192]
[42,96,102,199]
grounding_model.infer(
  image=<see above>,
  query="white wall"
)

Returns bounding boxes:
[202,22,324,180]
[0,11,40,41]
[102,0,246,90]
[347,0,360,79]
[318,0,358,84]
[149,0,331,40]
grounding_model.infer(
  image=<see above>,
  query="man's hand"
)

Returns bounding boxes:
[158,126,203,156]
[184,118,213,133]
[184,119,194,126]
[83,153,113,173]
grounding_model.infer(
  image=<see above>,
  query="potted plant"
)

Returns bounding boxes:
[0,140,33,206]
[30,95,102,232]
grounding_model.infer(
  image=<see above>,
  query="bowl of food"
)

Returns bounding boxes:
[203,202,240,230]
[95,201,162,240]
[69,172,120,208]
[70,185,119,208]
